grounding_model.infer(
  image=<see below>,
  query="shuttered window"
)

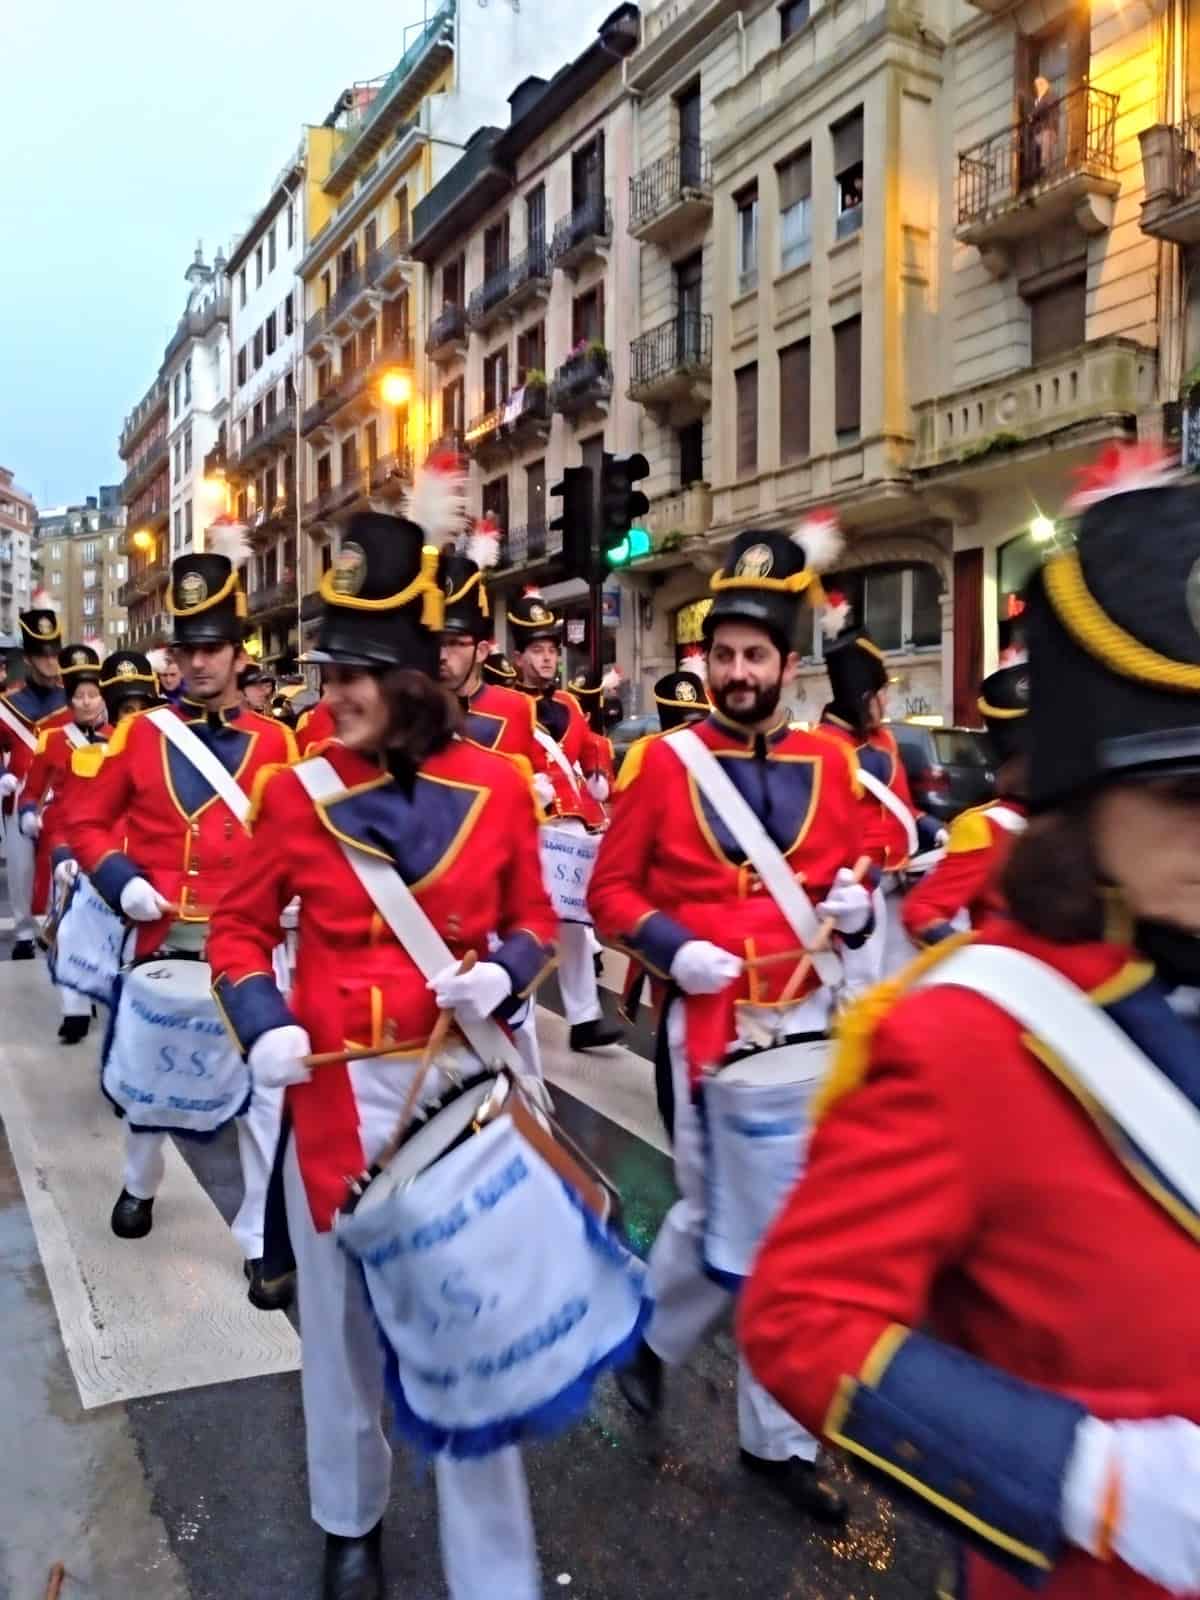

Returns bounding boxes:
[779,340,811,462]
[833,109,864,236]
[735,362,758,476]
[1029,274,1085,363]
[834,316,862,439]
[778,149,812,271]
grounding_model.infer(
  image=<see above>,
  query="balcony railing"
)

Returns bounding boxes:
[549,349,612,417]
[120,438,168,503]
[957,84,1119,231]
[163,293,230,364]
[301,388,343,438]
[468,261,514,329]
[1139,117,1200,245]
[630,313,712,390]
[630,143,712,236]
[370,327,414,373]
[368,448,414,492]
[428,303,468,360]
[327,267,365,325]
[248,576,298,618]
[304,306,329,348]
[500,523,551,568]
[233,405,297,467]
[364,227,411,287]
[465,405,505,454]
[550,197,612,272]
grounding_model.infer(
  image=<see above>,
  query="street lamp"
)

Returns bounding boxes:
[380,369,412,408]
[1030,513,1056,544]
[131,528,155,552]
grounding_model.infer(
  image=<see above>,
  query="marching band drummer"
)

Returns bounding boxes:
[18,643,112,1044]
[740,451,1200,1599]
[901,661,1031,947]
[207,508,559,1600]
[69,541,297,1313]
[589,520,873,1524]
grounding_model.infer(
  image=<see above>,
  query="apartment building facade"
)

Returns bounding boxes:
[118,376,171,649]
[36,490,128,653]
[225,151,305,667]
[410,4,641,679]
[164,246,231,569]
[0,466,36,649]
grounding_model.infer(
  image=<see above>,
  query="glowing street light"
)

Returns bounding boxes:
[131,528,155,552]
[1030,513,1056,544]
[380,369,412,407]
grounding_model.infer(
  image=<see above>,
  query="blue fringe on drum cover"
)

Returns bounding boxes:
[335,1107,652,1459]
[99,959,253,1138]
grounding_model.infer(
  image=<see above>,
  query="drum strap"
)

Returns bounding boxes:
[292,757,526,1078]
[856,767,921,859]
[533,727,581,795]
[918,945,1200,1216]
[63,724,87,751]
[665,729,843,989]
[146,708,251,825]
[0,700,38,753]
[985,803,1027,835]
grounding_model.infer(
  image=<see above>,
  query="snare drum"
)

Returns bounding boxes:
[538,821,600,924]
[702,1038,830,1288]
[48,872,131,1007]
[101,958,251,1136]
[335,1068,649,1458]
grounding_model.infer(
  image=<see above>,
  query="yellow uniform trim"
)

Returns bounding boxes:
[70,745,106,779]
[946,809,993,855]
[615,734,653,792]
[856,636,886,663]
[656,693,711,711]
[977,697,1027,720]
[859,1322,909,1387]
[710,569,826,606]
[1088,959,1154,1008]
[443,568,489,618]
[168,568,248,620]
[1045,548,1200,692]
[319,545,444,628]
[247,763,288,828]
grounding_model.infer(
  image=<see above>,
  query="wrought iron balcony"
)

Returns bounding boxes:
[465,405,505,459]
[233,405,298,470]
[466,243,552,333]
[120,438,168,504]
[427,304,468,363]
[956,85,1119,264]
[364,227,412,292]
[628,313,712,411]
[304,305,328,349]
[247,575,298,619]
[629,143,713,243]
[369,327,414,375]
[119,377,168,457]
[549,348,612,418]
[301,387,343,440]
[468,262,512,332]
[550,197,612,275]
[327,267,367,332]
[505,380,551,446]
[368,447,414,495]
[302,483,342,524]
[499,523,552,569]
[1139,118,1200,245]
[163,293,230,364]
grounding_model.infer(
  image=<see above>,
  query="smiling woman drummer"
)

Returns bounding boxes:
[205,470,643,1600]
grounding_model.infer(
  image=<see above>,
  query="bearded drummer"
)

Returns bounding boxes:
[589,519,877,1524]
[207,503,559,1600]
[69,543,297,1310]
[509,592,624,1053]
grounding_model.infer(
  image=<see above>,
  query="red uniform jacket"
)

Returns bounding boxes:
[20,722,111,914]
[295,697,336,755]
[207,739,558,1230]
[901,798,1027,945]
[0,684,69,804]
[518,686,606,830]
[588,711,864,1077]
[817,715,918,871]
[71,701,297,957]
[460,680,545,774]
[740,918,1200,1600]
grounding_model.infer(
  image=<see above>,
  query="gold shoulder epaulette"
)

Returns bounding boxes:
[946,807,995,855]
[70,744,106,779]
[247,762,289,828]
[615,733,655,792]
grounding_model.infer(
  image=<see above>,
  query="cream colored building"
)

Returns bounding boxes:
[35,491,128,653]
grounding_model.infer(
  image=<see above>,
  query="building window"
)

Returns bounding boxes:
[268,225,277,272]
[255,244,264,288]
[833,110,864,238]
[266,312,277,356]
[517,322,546,382]
[285,372,296,407]
[442,376,465,436]
[365,420,379,468]
[482,474,509,534]
[833,315,862,442]
[483,346,510,410]
[484,217,510,284]
[253,328,264,370]
[340,436,358,484]
[184,502,193,546]
[285,292,294,337]
[571,284,605,349]
[526,459,546,530]
[778,148,812,271]
[265,388,278,424]
[239,267,247,308]
[173,508,182,547]
[677,84,702,181]
[184,359,192,404]
[321,269,332,308]
[316,453,332,494]
[183,428,193,474]
[173,373,182,416]
[83,540,97,562]
[239,418,248,452]
[779,339,811,461]
[781,0,810,39]
[395,187,410,242]
[814,564,943,657]
[252,401,264,436]
[364,218,378,262]
[286,203,295,249]
[735,185,758,294]
[571,133,606,213]
[83,595,97,618]
[174,439,183,481]
[735,362,758,476]
[526,184,546,254]
[678,421,704,487]
[237,346,247,387]
[1029,273,1086,362]
[443,254,465,308]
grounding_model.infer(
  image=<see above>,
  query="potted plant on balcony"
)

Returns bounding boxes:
[524,368,547,388]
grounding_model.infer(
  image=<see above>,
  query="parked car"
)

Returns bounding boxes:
[611,713,661,768]
[884,721,995,823]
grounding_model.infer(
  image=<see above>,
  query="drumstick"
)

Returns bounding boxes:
[373,952,479,1172]
[45,1562,66,1600]
[300,954,478,1071]
[778,855,872,1004]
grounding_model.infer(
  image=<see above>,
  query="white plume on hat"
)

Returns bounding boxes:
[30,586,58,614]
[792,509,843,573]
[147,647,171,674]
[207,517,251,566]
[404,453,468,545]
[465,514,501,570]
[819,590,852,641]
[681,644,707,682]
[522,585,543,598]
[601,666,623,695]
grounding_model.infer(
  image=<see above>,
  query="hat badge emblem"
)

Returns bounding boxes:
[37,617,54,636]
[332,542,367,598]
[178,571,208,608]
[530,603,551,623]
[444,574,456,596]
[71,649,88,665]
[735,544,775,579]
[676,680,698,703]
[1014,673,1030,704]
[117,660,137,678]
[1188,557,1200,640]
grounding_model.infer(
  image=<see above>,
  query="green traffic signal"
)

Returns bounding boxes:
[604,526,652,568]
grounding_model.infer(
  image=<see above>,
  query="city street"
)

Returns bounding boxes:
[0,855,949,1600]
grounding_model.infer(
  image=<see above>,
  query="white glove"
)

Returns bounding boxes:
[670,940,744,996]
[54,859,79,891]
[532,771,556,808]
[585,772,610,803]
[119,877,173,923]
[248,1024,313,1091]
[280,896,301,931]
[0,771,19,799]
[935,827,950,848]
[18,810,41,839]
[428,959,512,1021]
[816,868,872,935]
[1062,1415,1200,1592]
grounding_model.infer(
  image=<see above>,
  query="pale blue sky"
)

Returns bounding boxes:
[2,0,440,510]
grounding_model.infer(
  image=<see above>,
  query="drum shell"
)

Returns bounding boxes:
[538,822,599,925]
[48,873,131,1007]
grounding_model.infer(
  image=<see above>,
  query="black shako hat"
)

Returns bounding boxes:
[703,512,843,654]
[1025,446,1200,810]
[654,670,709,731]
[59,643,102,687]
[310,511,445,675]
[822,590,890,732]
[482,650,517,685]
[507,591,562,647]
[169,553,247,645]
[977,662,1031,766]
[99,650,160,721]
[440,517,501,641]
[19,597,61,652]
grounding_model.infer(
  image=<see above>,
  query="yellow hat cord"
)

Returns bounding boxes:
[710,569,826,608]
[318,545,445,630]
[1045,550,1200,693]
[977,697,1028,720]
[444,569,489,618]
[167,568,247,619]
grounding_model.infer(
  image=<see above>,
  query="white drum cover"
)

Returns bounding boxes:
[702,1039,830,1288]
[336,1105,649,1457]
[49,873,131,1006]
[538,823,599,924]
[101,958,252,1136]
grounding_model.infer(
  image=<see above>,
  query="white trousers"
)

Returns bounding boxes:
[512,999,544,1080]
[6,821,35,942]
[59,982,91,1019]
[645,1005,819,1463]
[121,1081,284,1259]
[282,1140,541,1598]
[557,920,601,1025]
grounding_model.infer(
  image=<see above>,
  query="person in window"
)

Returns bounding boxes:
[741,448,1200,1600]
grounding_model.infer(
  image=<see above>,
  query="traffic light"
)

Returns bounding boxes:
[549,465,593,582]
[599,452,650,567]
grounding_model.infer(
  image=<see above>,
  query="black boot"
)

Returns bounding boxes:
[615,1337,664,1420]
[738,1450,848,1525]
[11,939,36,961]
[58,1015,91,1045]
[111,1189,154,1240]
[570,1016,625,1052]
[244,1258,296,1312]
[322,1522,383,1600]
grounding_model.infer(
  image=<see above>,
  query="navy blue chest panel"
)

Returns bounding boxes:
[465,707,507,752]
[689,752,818,866]
[163,723,254,819]
[323,773,487,888]
[1107,983,1200,1112]
[856,742,894,787]
[8,685,65,725]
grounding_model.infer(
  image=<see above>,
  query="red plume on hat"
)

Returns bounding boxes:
[1067,443,1180,512]
[405,451,468,544]
[792,509,843,573]
[820,588,852,640]
[465,514,502,570]
[30,586,58,613]
[681,644,707,682]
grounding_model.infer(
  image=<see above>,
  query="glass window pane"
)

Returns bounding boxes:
[910,563,942,647]
[863,569,903,650]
